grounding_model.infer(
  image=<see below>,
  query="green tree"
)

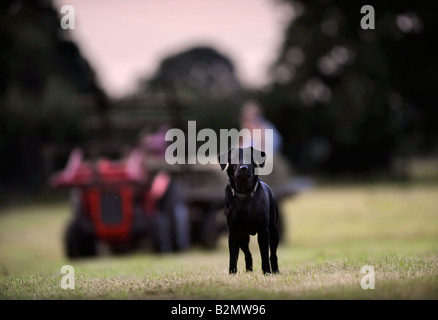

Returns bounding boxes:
[0,0,107,190]
[139,46,243,133]
[260,0,438,174]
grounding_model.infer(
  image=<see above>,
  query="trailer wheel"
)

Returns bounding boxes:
[200,209,219,249]
[65,221,97,259]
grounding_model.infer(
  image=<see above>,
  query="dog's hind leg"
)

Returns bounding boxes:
[269,201,280,273]
[239,234,253,272]
[269,224,279,273]
[257,229,271,274]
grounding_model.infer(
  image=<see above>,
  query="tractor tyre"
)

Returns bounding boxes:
[65,221,97,259]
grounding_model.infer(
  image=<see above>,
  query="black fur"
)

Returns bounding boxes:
[219,147,279,274]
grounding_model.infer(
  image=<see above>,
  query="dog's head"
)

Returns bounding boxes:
[218,147,266,181]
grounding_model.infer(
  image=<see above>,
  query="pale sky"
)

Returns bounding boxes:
[53,0,293,98]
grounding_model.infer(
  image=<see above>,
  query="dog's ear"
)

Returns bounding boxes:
[251,147,266,168]
[218,149,230,171]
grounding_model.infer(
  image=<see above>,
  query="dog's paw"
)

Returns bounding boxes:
[229,268,237,275]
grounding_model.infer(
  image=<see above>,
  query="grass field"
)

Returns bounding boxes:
[1,181,438,299]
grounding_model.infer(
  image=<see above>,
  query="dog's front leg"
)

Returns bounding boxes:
[257,229,271,274]
[228,232,240,274]
[239,234,253,272]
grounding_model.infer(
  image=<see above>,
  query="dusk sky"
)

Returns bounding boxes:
[53,0,294,98]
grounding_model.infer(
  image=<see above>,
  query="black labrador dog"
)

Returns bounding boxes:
[219,147,279,274]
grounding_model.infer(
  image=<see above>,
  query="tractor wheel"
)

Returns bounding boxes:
[65,221,97,259]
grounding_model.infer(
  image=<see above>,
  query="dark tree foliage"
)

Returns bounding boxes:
[139,46,244,133]
[259,0,438,174]
[0,0,107,190]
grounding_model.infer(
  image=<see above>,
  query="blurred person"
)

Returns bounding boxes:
[239,100,283,153]
[239,100,293,188]
[135,124,177,174]
[135,124,191,252]
[138,124,170,158]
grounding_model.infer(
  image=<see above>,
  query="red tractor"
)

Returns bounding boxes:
[50,148,198,258]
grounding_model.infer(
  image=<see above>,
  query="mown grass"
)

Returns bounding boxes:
[1,182,437,299]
